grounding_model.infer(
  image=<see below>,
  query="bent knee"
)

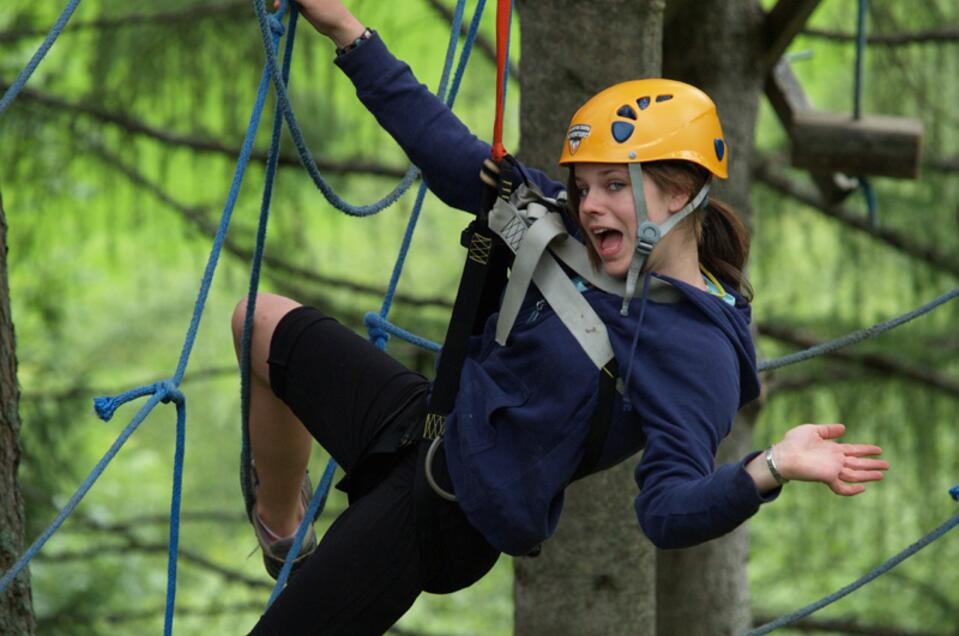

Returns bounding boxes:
[231,293,302,349]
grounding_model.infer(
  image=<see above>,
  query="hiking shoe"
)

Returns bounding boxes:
[249,464,318,580]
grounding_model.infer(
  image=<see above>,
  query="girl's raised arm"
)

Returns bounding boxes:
[291,0,563,213]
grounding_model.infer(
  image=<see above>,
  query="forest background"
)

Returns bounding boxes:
[1,0,958,634]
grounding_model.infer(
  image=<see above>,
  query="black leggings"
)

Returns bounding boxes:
[249,307,500,636]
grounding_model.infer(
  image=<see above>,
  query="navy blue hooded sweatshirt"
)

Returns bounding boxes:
[336,33,776,556]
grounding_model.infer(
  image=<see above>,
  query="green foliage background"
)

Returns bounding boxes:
[1,1,958,634]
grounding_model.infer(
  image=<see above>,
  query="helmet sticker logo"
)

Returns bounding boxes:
[567,124,591,155]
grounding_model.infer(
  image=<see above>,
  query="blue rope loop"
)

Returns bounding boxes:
[251,0,422,217]
[373,0,486,338]
[950,485,959,502]
[240,0,298,518]
[249,0,477,605]
[2,1,290,622]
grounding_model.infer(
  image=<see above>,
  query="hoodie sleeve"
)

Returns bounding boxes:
[629,329,777,549]
[334,32,563,213]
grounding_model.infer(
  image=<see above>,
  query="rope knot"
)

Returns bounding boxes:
[155,380,185,406]
[93,395,123,421]
[368,326,390,349]
[364,312,391,349]
[94,379,184,422]
[268,15,285,37]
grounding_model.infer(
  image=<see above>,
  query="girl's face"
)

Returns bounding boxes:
[574,163,684,278]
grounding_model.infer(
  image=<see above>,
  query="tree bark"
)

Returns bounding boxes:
[512,2,664,634]
[658,1,766,634]
[0,192,35,634]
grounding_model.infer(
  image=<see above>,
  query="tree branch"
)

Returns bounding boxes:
[21,365,237,404]
[39,541,273,591]
[81,602,264,626]
[87,142,454,311]
[4,83,408,179]
[925,155,959,174]
[758,321,959,400]
[68,601,450,636]
[752,160,959,279]
[764,0,824,71]
[884,571,959,619]
[802,27,959,47]
[0,1,248,44]
[421,0,521,82]
[761,367,865,397]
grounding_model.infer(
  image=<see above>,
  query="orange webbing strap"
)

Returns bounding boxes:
[491,0,512,163]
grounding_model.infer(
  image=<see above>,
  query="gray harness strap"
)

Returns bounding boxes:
[490,188,614,370]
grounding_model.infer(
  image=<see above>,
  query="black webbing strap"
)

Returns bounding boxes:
[422,159,516,439]
[571,359,620,481]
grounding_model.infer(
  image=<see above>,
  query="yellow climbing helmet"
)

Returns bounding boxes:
[558,78,728,179]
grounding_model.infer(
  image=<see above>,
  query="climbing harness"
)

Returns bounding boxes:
[419,0,516,500]
[488,184,615,369]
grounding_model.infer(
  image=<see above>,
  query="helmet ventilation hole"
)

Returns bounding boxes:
[637,96,651,110]
[616,105,637,120]
[612,121,635,143]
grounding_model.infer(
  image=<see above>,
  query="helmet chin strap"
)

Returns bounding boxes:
[620,163,711,316]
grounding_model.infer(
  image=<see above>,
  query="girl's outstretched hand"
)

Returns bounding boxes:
[749,423,889,495]
[273,0,366,48]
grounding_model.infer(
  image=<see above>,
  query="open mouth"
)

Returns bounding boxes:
[593,227,624,258]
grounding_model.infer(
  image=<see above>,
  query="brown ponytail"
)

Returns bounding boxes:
[566,160,753,301]
[698,196,753,301]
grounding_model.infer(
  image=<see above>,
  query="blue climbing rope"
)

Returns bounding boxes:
[0,0,83,116]
[239,0,300,526]
[1,1,955,632]
[0,384,177,592]
[744,495,959,635]
[369,0,488,350]
[238,0,488,600]
[365,311,442,353]
[267,458,338,607]
[250,0,420,217]
[759,286,959,372]
[0,6,288,634]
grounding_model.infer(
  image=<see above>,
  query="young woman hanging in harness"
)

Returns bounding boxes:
[235,1,890,633]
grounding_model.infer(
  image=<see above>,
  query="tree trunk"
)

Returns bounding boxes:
[657,1,766,634]
[513,2,664,634]
[0,191,35,634]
